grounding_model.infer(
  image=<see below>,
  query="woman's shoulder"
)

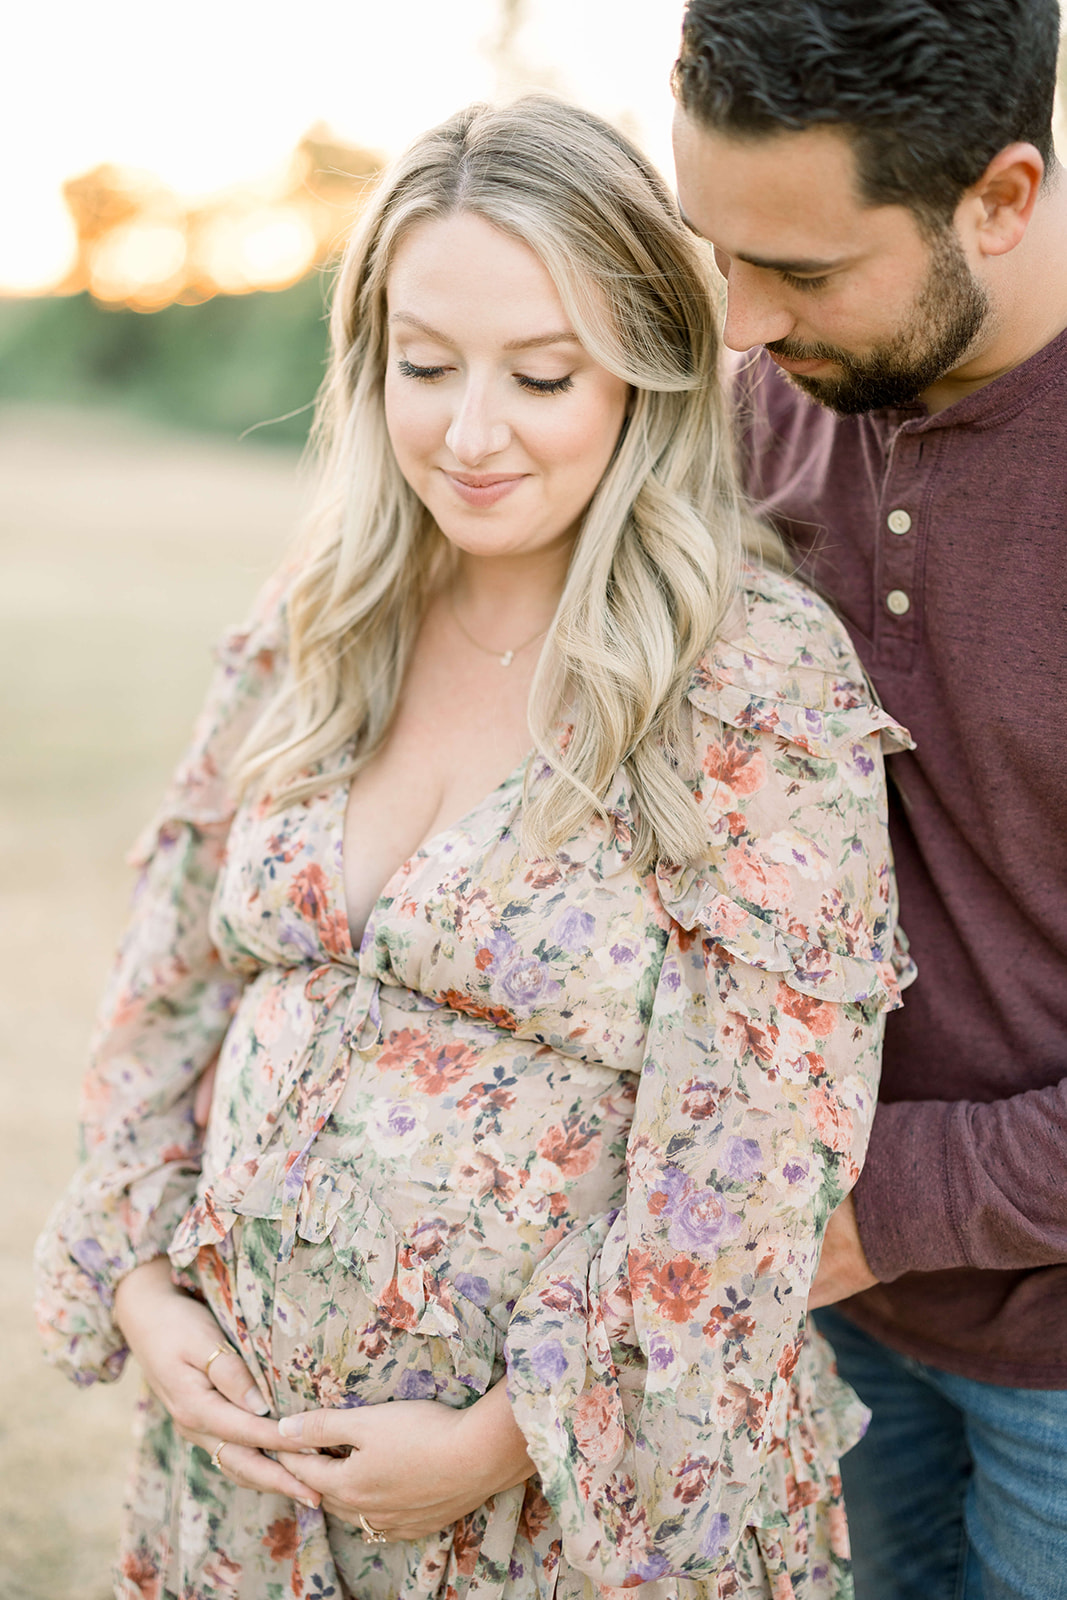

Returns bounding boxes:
[212,567,291,684]
[726,562,862,680]
[685,562,911,756]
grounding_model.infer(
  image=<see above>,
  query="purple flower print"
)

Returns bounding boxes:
[530,1340,569,1383]
[702,1511,731,1559]
[647,1333,676,1372]
[382,1103,418,1140]
[849,742,876,779]
[395,1367,437,1400]
[668,1185,742,1254]
[454,1272,491,1307]
[782,1155,812,1186]
[502,957,550,1005]
[651,1164,741,1253]
[480,925,518,974]
[553,907,596,952]
[721,1137,762,1183]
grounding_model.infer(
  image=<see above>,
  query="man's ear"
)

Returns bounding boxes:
[958,142,1045,259]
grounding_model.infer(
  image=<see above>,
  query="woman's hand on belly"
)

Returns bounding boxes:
[114,1257,322,1509]
[275,1380,535,1540]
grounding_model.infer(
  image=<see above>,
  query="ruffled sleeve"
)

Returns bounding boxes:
[504,569,914,1588]
[34,581,287,1385]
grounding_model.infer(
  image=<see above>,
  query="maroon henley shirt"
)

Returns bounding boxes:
[734,329,1067,1387]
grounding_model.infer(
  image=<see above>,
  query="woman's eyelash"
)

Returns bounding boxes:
[396,359,574,395]
[397,359,446,381]
[780,272,831,293]
[516,374,574,395]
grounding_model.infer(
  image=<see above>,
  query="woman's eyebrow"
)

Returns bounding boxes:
[389,312,579,351]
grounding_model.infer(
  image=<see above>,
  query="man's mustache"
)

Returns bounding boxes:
[765,337,849,365]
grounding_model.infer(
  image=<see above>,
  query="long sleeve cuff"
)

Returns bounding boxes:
[853,1099,965,1280]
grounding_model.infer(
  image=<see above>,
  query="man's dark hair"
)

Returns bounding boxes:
[674,0,1062,225]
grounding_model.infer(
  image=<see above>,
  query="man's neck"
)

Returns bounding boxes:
[922,164,1067,415]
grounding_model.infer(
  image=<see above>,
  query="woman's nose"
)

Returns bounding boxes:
[445,382,511,465]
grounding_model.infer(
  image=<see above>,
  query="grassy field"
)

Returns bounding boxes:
[0,406,303,1599]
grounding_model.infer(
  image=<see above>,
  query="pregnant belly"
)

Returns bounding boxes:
[185,984,636,1416]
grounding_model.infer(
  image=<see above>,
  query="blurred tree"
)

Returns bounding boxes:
[0,273,333,447]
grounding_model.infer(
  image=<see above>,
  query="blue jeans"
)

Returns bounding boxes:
[815,1308,1067,1600]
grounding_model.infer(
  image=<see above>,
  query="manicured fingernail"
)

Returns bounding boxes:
[244,1389,270,1415]
[279,1415,303,1438]
[298,1497,317,1510]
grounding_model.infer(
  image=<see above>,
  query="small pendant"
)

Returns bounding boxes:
[499,650,514,667]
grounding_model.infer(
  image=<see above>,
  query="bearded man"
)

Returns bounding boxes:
[672,3,1067,1596]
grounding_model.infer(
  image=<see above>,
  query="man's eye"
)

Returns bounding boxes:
[397,359,447,381]
[780,272,831,293]
[516,374,574,395]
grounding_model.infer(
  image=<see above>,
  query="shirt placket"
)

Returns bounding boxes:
[873,419,929,674]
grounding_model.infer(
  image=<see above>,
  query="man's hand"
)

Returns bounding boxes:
[277,1381,534,1541]
[809,1194,879,1309]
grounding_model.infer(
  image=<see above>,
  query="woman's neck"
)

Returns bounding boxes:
[448,544,571,643]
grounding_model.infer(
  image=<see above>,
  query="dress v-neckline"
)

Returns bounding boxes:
[335,753,532,955]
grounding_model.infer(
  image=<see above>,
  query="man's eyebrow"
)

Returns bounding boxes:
[735,251,846,273]
[676,216,846,274]
[389,313,580,351]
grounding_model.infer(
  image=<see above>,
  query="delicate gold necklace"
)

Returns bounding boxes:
[449,586,549,667]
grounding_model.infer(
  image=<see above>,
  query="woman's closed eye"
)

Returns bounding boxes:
[396,358,574,395]
[398,358,448,381]
[515,373,573,395]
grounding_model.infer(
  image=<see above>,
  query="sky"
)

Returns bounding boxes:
[3,0,685,294]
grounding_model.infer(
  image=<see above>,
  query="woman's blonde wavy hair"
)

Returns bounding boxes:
[235,96,780,873]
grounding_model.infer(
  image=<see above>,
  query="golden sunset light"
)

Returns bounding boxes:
[3,0,683,307]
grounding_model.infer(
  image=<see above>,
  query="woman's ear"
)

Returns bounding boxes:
[958,142,1045,259]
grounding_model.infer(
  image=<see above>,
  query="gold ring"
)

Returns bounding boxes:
[211,1439,228,1471]
[357,1511,387,1543]
[204,1343,229,1378]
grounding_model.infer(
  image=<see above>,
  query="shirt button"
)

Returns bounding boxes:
[886,588,911,616]
[887,509,912,534]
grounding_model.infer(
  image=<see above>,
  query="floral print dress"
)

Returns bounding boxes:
[36,566,912,1600]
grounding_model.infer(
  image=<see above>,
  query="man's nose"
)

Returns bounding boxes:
[445,381,511,465]
[719,261,795,353]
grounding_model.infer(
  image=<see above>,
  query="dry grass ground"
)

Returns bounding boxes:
[0,406,302,1599]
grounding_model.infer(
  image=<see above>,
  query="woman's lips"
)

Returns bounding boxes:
[444,472,527,507]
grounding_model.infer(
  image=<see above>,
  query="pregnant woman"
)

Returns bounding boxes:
[36,98,911,1599]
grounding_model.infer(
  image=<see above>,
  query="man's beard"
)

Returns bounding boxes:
[766,228,990,415]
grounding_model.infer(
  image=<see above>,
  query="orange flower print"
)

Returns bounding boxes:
[703,731,768,802]
[809,1086,854,1153]
[649,1257,711,1323]
[287,862,331,922]
[519,1483,555,1543]
[378,1277,418,1330]
[436,989,518,1030]
[121,1551,160,1600]
[571,1381,625,1461]
[776,983,837,1039]
[453,1511,481,1578]
[672,1453,714,1504]
[262,1518,300,1560]
[451,1145,517,1203]
[725,843,792,910]
[786,1474,821,1513]
[536,1116,602,1178]
[412,1042,480,1094]
[777,1340,802,1381]
[376,1027,432,1071]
